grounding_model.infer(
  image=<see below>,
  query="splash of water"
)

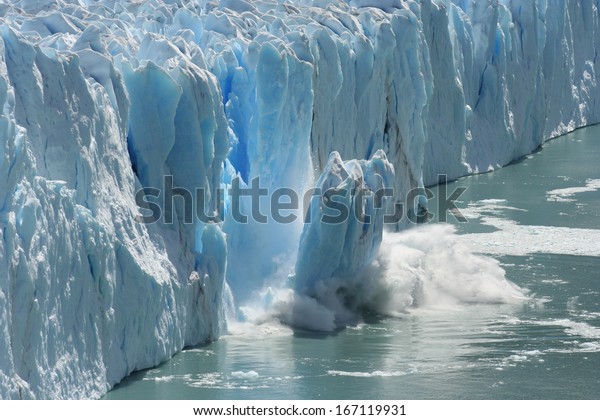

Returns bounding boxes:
[234,224,527,332]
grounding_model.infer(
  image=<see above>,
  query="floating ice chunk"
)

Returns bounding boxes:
[231,370,259,379]
[546,179,600,202]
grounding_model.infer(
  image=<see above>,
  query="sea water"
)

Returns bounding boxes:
[105,126,600,400]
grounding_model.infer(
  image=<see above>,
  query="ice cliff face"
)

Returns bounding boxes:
[1,0,599,398]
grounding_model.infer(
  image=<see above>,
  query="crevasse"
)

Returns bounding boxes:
[0,0,598,398]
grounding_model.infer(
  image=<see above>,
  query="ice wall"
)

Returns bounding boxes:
[1,0,599,398]
[0,3,229,398]
[422,0,600,184]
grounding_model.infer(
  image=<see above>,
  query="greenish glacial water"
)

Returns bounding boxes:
[105,126,600,400]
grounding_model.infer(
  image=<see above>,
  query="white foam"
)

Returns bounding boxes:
[579,342,600,352]
[460,202,600,256]
[461,201,527,221]
[226,317,295,337]
[576,311,600,320]
[143,374,192,383]
[169,372,268,390]
[182,349,216,355]
[519,350,543,356]
[504,317,600,340]
[463,224,600,256]
[546,179,600,202]
[544,341,600,354]
[479,199,508,204]
[327,370,408,378]
[237,288,339,332]
[538,319,600,340]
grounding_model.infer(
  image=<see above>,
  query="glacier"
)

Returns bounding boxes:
[1,0,599,398]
